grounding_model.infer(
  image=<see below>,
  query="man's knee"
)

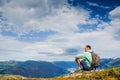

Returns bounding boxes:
[75,58,79,62]
[75,58,82,63]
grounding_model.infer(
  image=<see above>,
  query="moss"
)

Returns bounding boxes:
[108,68,120,80]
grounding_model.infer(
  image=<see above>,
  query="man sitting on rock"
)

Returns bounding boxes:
[75,45,93,71]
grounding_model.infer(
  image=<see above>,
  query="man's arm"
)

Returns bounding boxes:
[75,53,85,59]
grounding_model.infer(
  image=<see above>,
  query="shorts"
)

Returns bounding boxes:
[80,60,91,71]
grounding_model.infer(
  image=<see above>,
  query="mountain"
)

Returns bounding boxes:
[0,58,120,78]
[99,58,120,69]
[99,58,113,69]
[0,61,68,78]
[105,58,120,68]
[53,61,77,70]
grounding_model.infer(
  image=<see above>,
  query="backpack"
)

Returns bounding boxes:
[91,52,100,69]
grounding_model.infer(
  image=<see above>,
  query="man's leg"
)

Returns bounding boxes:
[76,58,83,70]
[80,60,91,71]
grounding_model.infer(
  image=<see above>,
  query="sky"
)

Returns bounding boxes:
[0,0,120,61]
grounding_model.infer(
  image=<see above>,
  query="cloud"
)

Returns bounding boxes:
[109,6,120,19]
[46,30,120,58]
[87,2,110,9]
[0,27,120,61]
[0,0,92,35]
[0,34,66,61]
[0,1,120,61]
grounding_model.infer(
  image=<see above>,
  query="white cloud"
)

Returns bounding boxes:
[0,26,119,61]
[109,6,120,19]
[0,1,120,61]
[0,34,66,61]
[102,7,120,37]
[0,0,92,35]
[46,30,120,58]
[87,2,110,9]
[23,6,89,33]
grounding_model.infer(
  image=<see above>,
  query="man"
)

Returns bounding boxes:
[75,45,93,71]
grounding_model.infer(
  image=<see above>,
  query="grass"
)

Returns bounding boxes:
[0,67,120,80]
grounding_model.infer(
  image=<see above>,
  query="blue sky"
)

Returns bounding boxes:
[0,0,120,61]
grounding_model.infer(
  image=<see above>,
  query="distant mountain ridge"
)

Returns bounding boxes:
[0,58,120,78]
[0,61,68,78]
[99,58,120,69]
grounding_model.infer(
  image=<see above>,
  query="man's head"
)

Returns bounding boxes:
[84,45,91,52]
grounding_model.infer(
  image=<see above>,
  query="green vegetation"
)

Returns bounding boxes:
[0,67,120,80]
[0,74,25,80]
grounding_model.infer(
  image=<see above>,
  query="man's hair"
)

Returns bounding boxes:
[86,45,91,49]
